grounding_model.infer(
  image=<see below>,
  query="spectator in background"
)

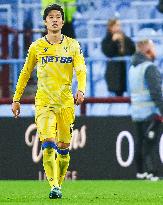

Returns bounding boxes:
[129,39,163,181]
[42,0,76,38]
[102,19,135,96]
[157,0,163,13]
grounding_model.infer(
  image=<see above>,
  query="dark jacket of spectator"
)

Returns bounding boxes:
[102,31,135,96]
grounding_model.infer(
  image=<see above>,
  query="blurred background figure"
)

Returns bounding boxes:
[101,18,135,96]
[42,0,76,38]
[157,0,163,13]
[129,39,163,181]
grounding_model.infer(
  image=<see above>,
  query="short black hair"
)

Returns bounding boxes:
[43,4,64,21]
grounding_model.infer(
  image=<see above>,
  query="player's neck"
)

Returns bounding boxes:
[46,31,63,44]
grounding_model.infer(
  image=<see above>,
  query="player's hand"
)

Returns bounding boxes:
[75,90,84,105]
[12,102,20,118]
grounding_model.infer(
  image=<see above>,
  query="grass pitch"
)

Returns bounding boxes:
[0,180,163,205]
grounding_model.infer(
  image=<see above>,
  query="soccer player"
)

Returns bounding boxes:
[12,4,86,199]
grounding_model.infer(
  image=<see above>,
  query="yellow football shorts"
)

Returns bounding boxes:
[35,106,75,143]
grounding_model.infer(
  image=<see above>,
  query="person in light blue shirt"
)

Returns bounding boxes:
[129,39,163,181]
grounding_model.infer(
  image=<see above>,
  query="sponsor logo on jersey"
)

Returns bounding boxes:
[41,56,73,64]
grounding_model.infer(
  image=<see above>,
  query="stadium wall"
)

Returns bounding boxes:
[0,116,163,180]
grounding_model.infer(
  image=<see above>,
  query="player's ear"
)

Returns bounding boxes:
[62,20,64,26]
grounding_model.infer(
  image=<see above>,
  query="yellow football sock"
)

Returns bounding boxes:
[56,152,70,187]
[42,147,59,188]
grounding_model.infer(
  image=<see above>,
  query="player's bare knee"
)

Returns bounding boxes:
[57,142,70,149]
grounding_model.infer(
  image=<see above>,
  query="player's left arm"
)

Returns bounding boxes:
[73,41,87,105]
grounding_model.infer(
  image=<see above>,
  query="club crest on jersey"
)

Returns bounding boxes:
[64,46,68,52]
[41,56,73,64]
[44,48,48,52]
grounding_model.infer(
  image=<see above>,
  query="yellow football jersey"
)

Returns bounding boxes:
[13,35,86,109]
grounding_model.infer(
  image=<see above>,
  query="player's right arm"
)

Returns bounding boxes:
[12,43,37,118]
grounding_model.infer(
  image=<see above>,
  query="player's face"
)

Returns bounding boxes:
[45,10,64,32]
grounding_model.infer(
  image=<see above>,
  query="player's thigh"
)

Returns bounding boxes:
[57,107,75,144]
[35,106,57,141]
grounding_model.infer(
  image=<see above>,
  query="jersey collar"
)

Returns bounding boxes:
[45,35,64,45]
